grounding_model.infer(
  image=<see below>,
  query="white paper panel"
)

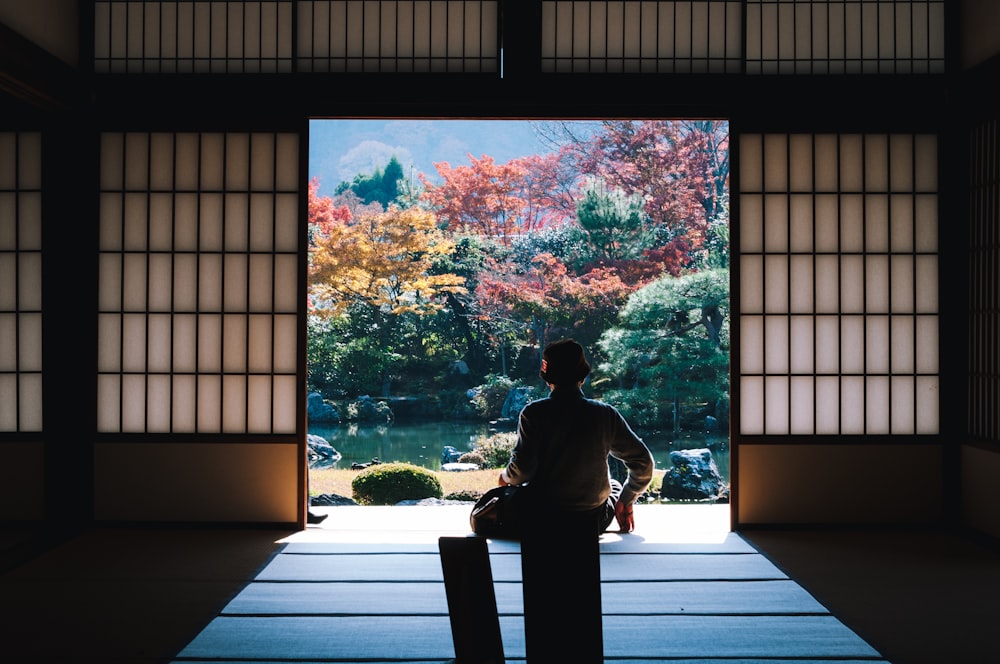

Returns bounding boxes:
[764,375,789,435]
[0,374,15,429]
[890,316,915,374]
[789,375,815,434]
[147,314,172,373]
[17,373,41,431]
[740,376,763,435]
[224,254,249,312]
[122,254,148,311]
[789,195,813,252]
[740,315,763,374]
[198,314,222,373]
[198,254,223,311]
[223,375,247,433]
[0,315,14,370]
[273,314,297,374]
[739,195,762,253]
[764,316,788,374]
[172,315,197,373]
[840,316,865,374]
[97,375,122,432]
[866,376,890,434]
[248,315,273,374]
[764,195,788,252]
[248,375,273,433]
[172,374,197,432]
[11,323,39,377]
[273,375,298,433]
[916,376,939,433]
[891,375,915,434]
[840,375,865,434]
[789,316,814,374]
[815,315,840,375]
[16,253,41,310]
[789,255,814,313]
[864,195,889,252]
[121,314,147,373]
[815,376,840,433]
[764,255,788,313]
[197,375,222,432]
[223,315,248,373]
[225,194,251,251]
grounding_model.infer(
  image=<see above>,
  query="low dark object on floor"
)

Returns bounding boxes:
[470,484,530,540]
[438,536,505,663]
[521,508,603,663]
[306,511,328,525]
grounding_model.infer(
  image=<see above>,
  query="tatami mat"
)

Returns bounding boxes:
[172,505,887,663]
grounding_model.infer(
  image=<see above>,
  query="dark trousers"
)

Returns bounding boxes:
[520,506,603,663]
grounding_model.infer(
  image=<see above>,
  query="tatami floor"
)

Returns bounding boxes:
[1,504,999,663]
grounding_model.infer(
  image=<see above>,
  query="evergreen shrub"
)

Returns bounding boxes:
[351,462,443,505]
[473,431,517,468]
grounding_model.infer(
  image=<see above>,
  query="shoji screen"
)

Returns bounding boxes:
[94,1,295,73]
[298,0,499,72]
[0,132,44,520]
[539,1,944,75]
[737,133,943,524]
[93,1,500,74]
[969,119,999,447]
[745,0,945,74]
[541,1,742,73]
[964,118,1000,537]
[95,132,301,523]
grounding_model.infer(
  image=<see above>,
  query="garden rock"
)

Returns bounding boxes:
[501,386,533,420]
[307,433,341,468]
[660,448,726,502]
[307,392,340,424]
[441,462,480,472]
[441,445,464,464]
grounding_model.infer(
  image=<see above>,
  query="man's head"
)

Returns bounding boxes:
[539,338,591,387]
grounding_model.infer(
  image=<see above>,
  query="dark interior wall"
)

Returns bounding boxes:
[0,2,997,534]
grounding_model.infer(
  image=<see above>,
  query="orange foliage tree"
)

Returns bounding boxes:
[309,203,466,317]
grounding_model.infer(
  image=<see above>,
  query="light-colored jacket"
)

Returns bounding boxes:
[501,386,654,511]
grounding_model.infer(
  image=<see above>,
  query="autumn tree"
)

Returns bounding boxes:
[537,119,730,273]
[310,204,466,315]
[308,177,352,242]
[475,252,632,374]
[309,203,466,395]
[420,153,576,246]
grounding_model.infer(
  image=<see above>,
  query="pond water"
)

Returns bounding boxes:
[308,420,730,483]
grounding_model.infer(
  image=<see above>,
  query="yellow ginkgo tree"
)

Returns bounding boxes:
[309,204,466,317]
[308,203,468,395]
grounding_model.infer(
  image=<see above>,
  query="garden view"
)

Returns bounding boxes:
[307,119,730,501]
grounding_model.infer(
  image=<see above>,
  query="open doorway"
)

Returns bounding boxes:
[306,119,730,506]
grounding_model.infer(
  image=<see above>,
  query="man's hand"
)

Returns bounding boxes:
[614,500,634,533]
[497,472,509,487]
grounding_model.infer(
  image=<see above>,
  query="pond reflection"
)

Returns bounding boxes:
[308,420,729,483]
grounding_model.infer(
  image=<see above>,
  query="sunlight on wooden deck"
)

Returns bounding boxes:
[282,504,731,545]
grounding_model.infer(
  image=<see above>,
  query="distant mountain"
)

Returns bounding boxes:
[309,119,593,195]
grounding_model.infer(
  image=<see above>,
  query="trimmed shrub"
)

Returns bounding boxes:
[351,462,443,505]
[471,374,516,420]
[473,431,517,468]
[457,450,487,468]
[443,489,481,502]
